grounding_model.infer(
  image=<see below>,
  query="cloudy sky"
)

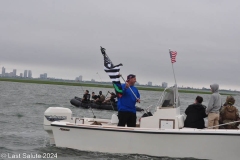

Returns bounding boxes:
[0,0,239,90]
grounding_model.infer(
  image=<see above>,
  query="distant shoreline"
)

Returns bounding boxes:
[0,78,236,95]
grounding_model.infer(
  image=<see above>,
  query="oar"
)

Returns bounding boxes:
[120,75,140,103]
[90,107,96,118]
[79,84,85,94]
[109,100,115,111]
[104,91,115,111]
[104,91,110,100]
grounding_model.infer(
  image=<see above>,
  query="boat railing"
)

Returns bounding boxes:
[75,118,80,124]
[156,86,171,109]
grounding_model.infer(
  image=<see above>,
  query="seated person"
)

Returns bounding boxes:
[82,90,90,103]
[91,92,98,100]
[184,96,207,129]
[103,92,117,104]
[219,96,240,129]
[95,91,105,104]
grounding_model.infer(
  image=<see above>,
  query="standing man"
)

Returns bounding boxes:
[117,74,140,127]
[206,84,222,129]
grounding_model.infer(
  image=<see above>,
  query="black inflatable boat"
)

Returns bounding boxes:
[70,97,143,112]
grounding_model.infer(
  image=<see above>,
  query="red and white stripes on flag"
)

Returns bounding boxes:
[170,51,177,63]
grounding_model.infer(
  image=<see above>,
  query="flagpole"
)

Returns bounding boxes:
[169,49,177,85]
[169,48,177,107]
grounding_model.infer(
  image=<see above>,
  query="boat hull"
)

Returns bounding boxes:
[51,123,240,160]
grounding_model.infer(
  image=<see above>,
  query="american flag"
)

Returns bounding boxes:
[170,51,177,63]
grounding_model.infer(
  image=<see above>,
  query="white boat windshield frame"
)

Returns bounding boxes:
[156,85,180,110]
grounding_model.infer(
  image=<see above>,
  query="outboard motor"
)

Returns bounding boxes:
[44,107,72,144]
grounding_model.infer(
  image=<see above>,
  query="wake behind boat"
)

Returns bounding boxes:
[70,96,143,111]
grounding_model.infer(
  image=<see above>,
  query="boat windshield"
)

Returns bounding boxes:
[160,85,180,108]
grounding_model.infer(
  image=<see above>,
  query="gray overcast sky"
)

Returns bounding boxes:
[0,0,239,90]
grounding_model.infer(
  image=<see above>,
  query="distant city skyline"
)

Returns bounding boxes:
[1,66,33,78]
[1,60,238,91]
[0,65,239,91]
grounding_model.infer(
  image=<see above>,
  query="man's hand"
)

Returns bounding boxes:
[136,98,140,103]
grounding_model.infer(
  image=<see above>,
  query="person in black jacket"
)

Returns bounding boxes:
[82,90,90,103]
[91,92,98,100]
[184,96,207,129]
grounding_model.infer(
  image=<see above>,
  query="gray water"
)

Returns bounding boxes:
[0,81,239,160]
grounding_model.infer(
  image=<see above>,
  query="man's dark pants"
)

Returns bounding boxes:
[117,111,136,127]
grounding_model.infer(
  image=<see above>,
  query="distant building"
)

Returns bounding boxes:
[9,72,13,77]
[44,73,47,78]
[75,75,83,81]
[91,79,95,82]
[40,73,47,79]
[13,69,17,77]
[148,81,152,86]
[79,75,82,81]
[135,82,140,85]
[28,70,32,78]
[20,73,23,77]
[162,82,168,88]
[2,67,5,77]
[24,70,28,78]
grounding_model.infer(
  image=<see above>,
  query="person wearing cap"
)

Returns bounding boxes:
[219,96,240,129]
[117,74,140,127]
[206,84,222,129]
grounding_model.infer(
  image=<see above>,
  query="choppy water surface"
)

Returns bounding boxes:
[0,81,239,160]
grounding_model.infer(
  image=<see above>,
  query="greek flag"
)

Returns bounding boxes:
[100,46,123,98]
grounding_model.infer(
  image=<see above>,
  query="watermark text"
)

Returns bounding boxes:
[0,153,57,159]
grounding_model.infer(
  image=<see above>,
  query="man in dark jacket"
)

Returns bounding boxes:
[82,90,90,103]
[91,92,98,100]
[184,96,207,129]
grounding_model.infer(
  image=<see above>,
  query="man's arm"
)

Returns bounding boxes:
[206,95,215,114]
[136,89,140,103]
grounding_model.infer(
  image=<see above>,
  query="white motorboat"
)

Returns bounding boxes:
[44,86,240,160]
